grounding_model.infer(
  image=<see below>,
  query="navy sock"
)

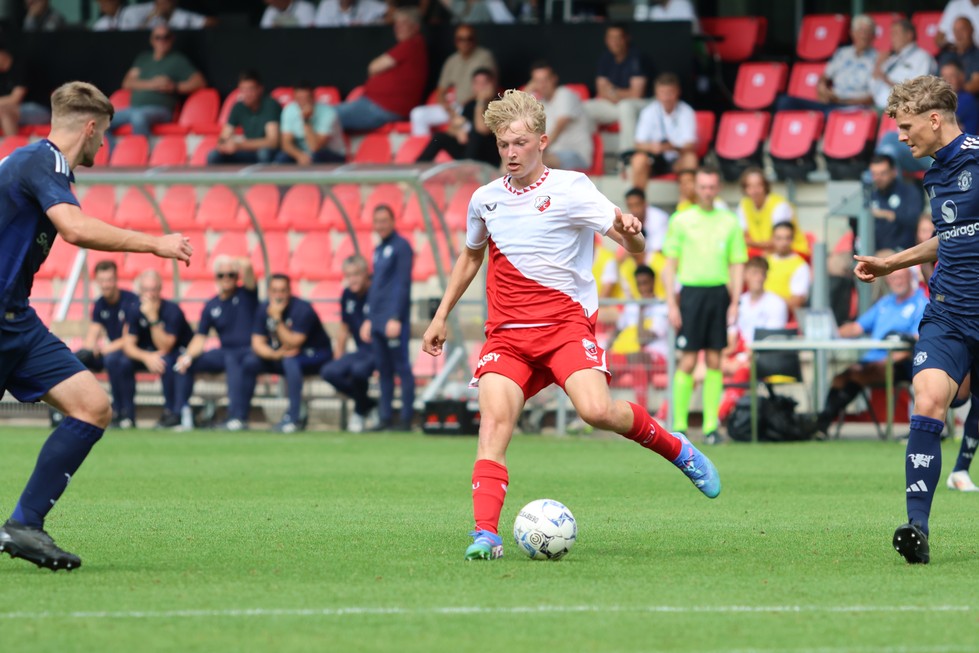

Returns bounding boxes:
[953,397,979,473]
[10,417,104,528]
[905,415,944,536]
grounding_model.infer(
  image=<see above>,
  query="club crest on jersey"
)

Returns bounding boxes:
[581,338,599,362]
[534,195,551,212]
[959,170,973,191]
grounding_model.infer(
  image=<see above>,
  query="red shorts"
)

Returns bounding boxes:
[470,323,611,400]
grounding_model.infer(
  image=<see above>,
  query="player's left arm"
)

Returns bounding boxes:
[47,203,192,262]
[605,207,645,253]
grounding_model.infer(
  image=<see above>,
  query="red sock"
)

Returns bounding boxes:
[621,402,682,461]
[472,459,509,534]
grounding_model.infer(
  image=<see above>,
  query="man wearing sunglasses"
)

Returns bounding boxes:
[111,24,205,137]
[173,256,258,431]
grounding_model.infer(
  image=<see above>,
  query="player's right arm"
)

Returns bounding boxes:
[853,236,938,282]
[47,203,192,263]
[421,244,486,356]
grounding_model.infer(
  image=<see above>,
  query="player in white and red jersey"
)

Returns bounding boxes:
[421,89,721,561]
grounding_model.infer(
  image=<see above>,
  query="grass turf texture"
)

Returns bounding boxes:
[1,428,977,653]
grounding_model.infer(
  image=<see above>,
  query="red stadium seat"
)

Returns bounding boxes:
[159,185,199,232]
[823,109,878,180]
[315,86,341,105]
[271,86,294,107]
[700,16,767,62]
[361,184,404,230]
[586,131,604,176]
[913,11,943,57]
[80,185,117,223]
[217,90,242,126]
[89,250,126,276]
[37,238,80,280]
[123,250,171,281]
[714,111,771,181]
[148,135,188,166]
[109,135,149,166]
[796,14,849,61]
[787,62,827,102]
[309,280,343,323]
[345,86,365,102]
[352,133,392,164]
[188,136,218,166]
[196,185,242,231]
[327,232,374,280]
[155,88,221,135]
[276,184,322,231]
[732,62,788,111]
[91,141,110,167]
[412,236,436,282]
[694,110,716,159]
[116,186,159,231]
[444,182,480,232]
[0,135,28,159]
[769,111,825,180]
[290,232,333,281]
[867,12,904,53]
[201,232,249,280]
[234,184,281,232]
[877,113,898,143]
[565,83,590,102]
[318,184,362,231]
[109,88,131,111]
[252,231,290,278]
[393,135,430,164]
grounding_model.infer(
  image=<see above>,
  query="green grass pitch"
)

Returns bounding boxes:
[1,427,977,653]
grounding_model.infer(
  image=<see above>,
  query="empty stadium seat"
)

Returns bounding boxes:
[714,111,771,181]
[80,185,116,221]
[116,186,159,231]
[361,184,404,230]
[733,62,788,111]
[109,135,149,166]
[877,113,898,143]
[309,280,343,323]
[700,16,767,62]
[327,232,374,280]
[823,109,878,180]
[796,14,849,61]
[196,185,242,231]
[252,231,290,277]
[290,232,333,280]
[769,111,825,181]
[0,135,28,159]
[412,237,437,282]
[188,136,219,166]
[444,182,480,231]
[148,135,188,166]
[587,132,604,176]
[123,250,171,281]
[109,88,131,110]
[694,110,716,159]
[234,184,281,232]
[787,61,827,102]
[315,86,341,105]
[155,88,221,135]
[912,11,942,56]
[276,184,322,231]
[393,135,430,164]
[199,232,249,280]
[352,133,392,164]
[159,185,200,232]
[867,12,903,53]
[36,238,80,279]
[317,184,362,231]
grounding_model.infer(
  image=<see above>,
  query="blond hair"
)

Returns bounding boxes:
[885,75,957,119]
[483,89,546,136]
[50,81,114,126]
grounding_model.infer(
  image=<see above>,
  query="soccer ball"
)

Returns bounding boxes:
[513,499,577,560]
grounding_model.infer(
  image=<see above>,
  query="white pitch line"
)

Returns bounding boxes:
[0,604,974,620]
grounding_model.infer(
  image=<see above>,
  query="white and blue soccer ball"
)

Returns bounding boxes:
[513,499,577,560]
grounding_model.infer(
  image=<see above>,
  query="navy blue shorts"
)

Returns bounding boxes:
[912,302,979,388]
[0,308,87,402]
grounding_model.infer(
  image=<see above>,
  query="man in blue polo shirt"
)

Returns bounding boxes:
[867,154,924,251]
[74,259,140,428]
[242,273,332,433]
[320,254,376,432]
[121,269,194,429]
[173,256,258,431]
[582,23,649,153]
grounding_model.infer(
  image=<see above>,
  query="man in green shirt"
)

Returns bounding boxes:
[208,70,281,165]
[111,25,205,136]
[662,167,748,445]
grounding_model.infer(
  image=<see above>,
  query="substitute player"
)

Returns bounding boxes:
[421,89,720,561]
[0,81,193,571]
[854,75,979,564]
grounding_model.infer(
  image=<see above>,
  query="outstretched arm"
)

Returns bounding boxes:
[422,244,486,356]
[47,203,192,263]
[853,236,938,282]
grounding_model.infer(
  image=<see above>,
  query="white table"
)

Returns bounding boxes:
[749,337,913,442]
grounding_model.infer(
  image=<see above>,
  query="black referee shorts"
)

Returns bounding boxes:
[676,284,730,352]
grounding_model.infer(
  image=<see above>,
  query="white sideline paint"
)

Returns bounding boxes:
[0,604,973,621]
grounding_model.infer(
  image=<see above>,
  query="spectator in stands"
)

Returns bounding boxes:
[736,167,809,257]
[814,264,927,436]
[173,257,259,432]
[208,70,281,165]
[362,205,415,431]
[121,269,195,430]
[23,0,66,31]
[936,16,979,92]
[449,0,515,23]
[111,25,206,137]
[764,222,811,312]
[940,59,979,133]
[121,0,212,29]
[275,82,345,164]
[774,14,877,116]
[415,67,500,166]
[871,19,937,110]
[314,0,387,26]
[626,186,668,254]
[320,255,378,433]
[583,24,649,154]
[867,154,924,252]
[261,0,316,27]
[0,47,51,136]
[74,260,141,429]
[243,274,333,433]
[335,9,428,133]
[937,0,979,49]
[629,72,697,189]
[92,0,131,30]
[528,60,593,172]
[409,24,496,137]
[592,234,620,326]
[634,0,700,32]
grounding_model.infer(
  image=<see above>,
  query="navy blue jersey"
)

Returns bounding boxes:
[366,233,413,327]
[252,297,332,351]
[127,298,193,351]
[92,289,140,341]
[926,133,979,316]
[340,287,369,351]
[0,140,78,316]
[197,286,259,348]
